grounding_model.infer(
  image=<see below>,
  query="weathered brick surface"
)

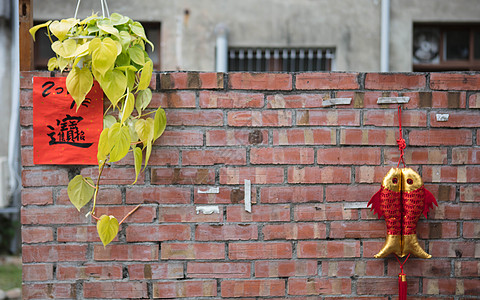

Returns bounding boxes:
[21,71,480,299]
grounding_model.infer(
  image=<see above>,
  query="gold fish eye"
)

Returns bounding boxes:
[392,177,398,184]
[407,178,413,184]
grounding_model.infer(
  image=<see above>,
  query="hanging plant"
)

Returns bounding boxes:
[30,12,166,246]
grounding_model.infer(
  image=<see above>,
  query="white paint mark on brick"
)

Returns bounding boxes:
[322,98,352,107]
[244,179,251,213]
[196,206,220,215]
[377,97,410,104]
[436,114,450,122]
[197,187,220,194]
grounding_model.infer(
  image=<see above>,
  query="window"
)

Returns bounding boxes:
[33,21,161,70]
[413,23,480,71]
[228,48,335,72]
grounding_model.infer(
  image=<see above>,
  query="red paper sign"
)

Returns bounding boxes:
[33,77,103,165]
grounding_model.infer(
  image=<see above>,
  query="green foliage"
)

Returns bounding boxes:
[31,13,166,246]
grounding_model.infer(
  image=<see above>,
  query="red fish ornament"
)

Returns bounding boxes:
[368,168,438,258]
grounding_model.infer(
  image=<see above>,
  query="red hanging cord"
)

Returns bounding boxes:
[395,254,410,300]
[396,105,406,168]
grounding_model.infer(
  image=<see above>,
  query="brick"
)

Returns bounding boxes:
[228,110,292,127]
[23,264,54,281]
[57,225,112,243]
[425,184,456,202]
[363,240,389,257]
[158,206,223,222]
[153,280,217,298]
[365,73,426,90]
[296,72,359,90]
[21,187,53,205]
[161,243,225,260]
[56,186,122,206]
[21,206,88,225]
[22,226,54,243]
[462,279,480,296]
[251,147,314,164]
[194,186,256,204]
[263,223,326,240]
[430,203,480,220]
[20,89,33,107]
[454,261,480,277]
[430,241,475,258]
[150,91,196,108]
[288,278,351,295]
[294,204,358,221]
[221,279,285,297]
[317,147,380,165]
[423,166,480,183]
[460,185,480,202]
[196,224,258,241]
[94,244,159,261]
[417,221,459,239]
[297,241,360,258]
[187,262,251,278]
[20,108,32,126]
[20,71,52,89]
[84,282,147,299]
[80,167,144,185]
[348,91,399,109]
[183,149,246,165]
[323,260,383,277]
[463,221,480,238]
[330,221,385,238]
[255,260,317,278]
[166,110,223,126]
[95,206,156,223]
[468,92,480,108]
[340,128,397,145]
[227,205,290,222]
[128,262,184,279]
[22,169,69,187]
[23,283,76,299]
[57,263,123,280]
[206,129,268,146]
[384,148,448,165]
[409,129,472,146]
[288,166,351,184]
[431,111,480,128]
[220,167,284,184]
[356,166,404,183]
[452,148,480,164]
[272,128,336,145]
[23,245,87,262]
[126,224,191,241]
[423,278,459,295]
[387,259,451,277]
[117,148,179,166]
[160,72,223,89]
[266,93,329,108]
[430,73,480,90]
[126,186,190,204]
[297,109,360,126]
[325,184,379,202]
[364,110,427,127]
[229,242,292,259]
[156,130,203,146]
[21,148,33,166]
[260,186,323,203]
[151,168,215,185]
[200,91,264,108]
[21,128,33,146]
[229,73,292,90]
[357,278,419,295]
[429,91,467,108]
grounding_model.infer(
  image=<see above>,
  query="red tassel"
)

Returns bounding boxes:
[398,273,407,300]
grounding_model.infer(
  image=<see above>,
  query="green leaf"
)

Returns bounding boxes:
[98,22,120,39]
[66,67,93,110]
[137,60,153,91]
[135,118,154,145]
[153,107,167,140]
[91,37,118,76]
[144,140,152,170]
[129,21,154,51]
[107,123,131,162]
[133,147,142,184]
[110,13,130,26]
[135,88,152,117]
[51,39,78,58]
[118,31,132,52]
[49,18,79,41]
[97,127,111,164]
[126,118,139,142]
[29,20,52,41]
[115,52,130,66]
[127,45,145,65]
[125,68,136,91]
[103,115,117,128]
[47,57,58,71]
[97,215,119,247]
[69,41,91,58]
[67,175,95,211]
[121,92,134,124]
[98,69,127,107]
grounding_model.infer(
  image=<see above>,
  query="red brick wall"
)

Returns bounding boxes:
[21,71,480,299]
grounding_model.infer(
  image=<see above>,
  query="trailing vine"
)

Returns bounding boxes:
[30,13,166,246]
